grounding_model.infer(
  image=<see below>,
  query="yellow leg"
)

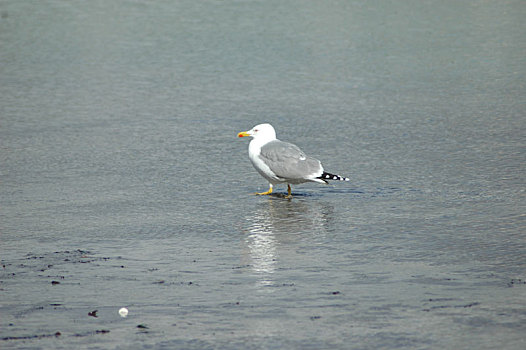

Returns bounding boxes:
[285,184,292,199]
[255,184,273,195]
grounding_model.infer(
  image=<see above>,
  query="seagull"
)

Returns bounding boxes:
[238,123,349,198]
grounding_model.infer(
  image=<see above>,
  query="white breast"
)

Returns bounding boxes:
[248,140,284,184]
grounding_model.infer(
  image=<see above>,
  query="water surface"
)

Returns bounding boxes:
[1,1,525,349]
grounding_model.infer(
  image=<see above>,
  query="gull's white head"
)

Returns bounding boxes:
[238,123,277,141]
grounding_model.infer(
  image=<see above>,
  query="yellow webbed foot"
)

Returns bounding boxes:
[255,184,273,196]
[255,190,272,195]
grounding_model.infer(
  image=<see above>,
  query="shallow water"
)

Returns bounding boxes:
[1,0,525,349]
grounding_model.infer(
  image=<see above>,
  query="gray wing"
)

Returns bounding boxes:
[259,140,323,180]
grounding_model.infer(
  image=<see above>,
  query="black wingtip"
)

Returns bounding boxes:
[317,172,349,182]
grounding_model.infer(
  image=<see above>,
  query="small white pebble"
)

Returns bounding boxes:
[119,307,128,317]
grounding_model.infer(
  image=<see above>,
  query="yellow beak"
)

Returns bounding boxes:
[237,131,250,138]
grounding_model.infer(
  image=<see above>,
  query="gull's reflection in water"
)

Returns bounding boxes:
[243,197,333,289]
